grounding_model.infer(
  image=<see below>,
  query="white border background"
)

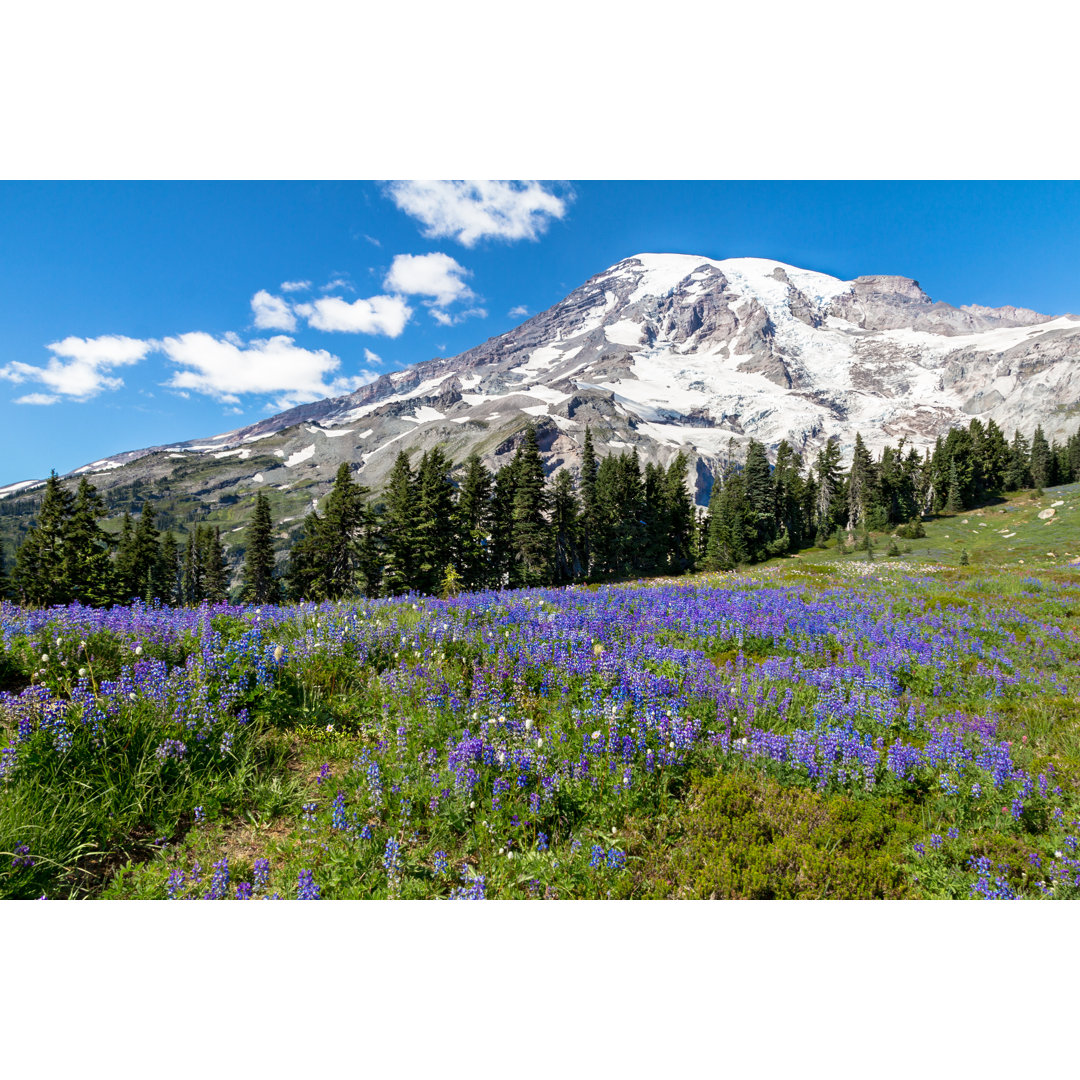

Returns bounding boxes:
[3,1,1077,1074]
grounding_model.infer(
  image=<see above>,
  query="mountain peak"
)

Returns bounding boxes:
[5,253,1079,515]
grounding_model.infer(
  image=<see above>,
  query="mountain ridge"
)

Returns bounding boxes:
[5,252,1080,516]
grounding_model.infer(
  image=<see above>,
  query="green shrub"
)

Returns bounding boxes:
[636,768,917,899]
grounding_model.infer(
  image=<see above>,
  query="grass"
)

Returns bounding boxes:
[3,483,1080,900]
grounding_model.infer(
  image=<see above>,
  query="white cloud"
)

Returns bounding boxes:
[0,334,153,402]
[384,180,567,246]
[364,348,382,364]
[320,277,354,292]
[280,280,312,293]
[295,294,412,336]
[384,252,474,308]
[251,289,297,331]
[508,304,529,318]
[160,332,376,405]
[430,306,487,327]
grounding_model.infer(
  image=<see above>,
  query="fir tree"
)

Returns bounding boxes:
[284,512,322,601]
[1030,424,1052,489]
[182,528,205,605]
[579,425,598,576]
[663,452,694,573]
[380,451,418,596]
[241,491,280,603]
[550,468,581,583]
[454,452,493,591]
[743,439,777,560]
[13,471,75,607]
[131,502,162,601]
[413,448,455,595]
[157,532,182,606]
[203,527,230,603]
[64,477,114,606]
[814,437,842,540]
[316,463,370,600]
[509,424,552,587]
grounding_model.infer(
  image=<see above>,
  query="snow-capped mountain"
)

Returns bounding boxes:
[5,253,1080,512]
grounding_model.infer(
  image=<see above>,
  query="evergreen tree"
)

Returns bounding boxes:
[380,451,419,595]
[157,532,182,606]
[743,439,777,560]
[316,463,370,600]
[1030,424,1052,489]
[489,456,518,588]
[130,502,162,601]
[550,468,581,583]
[182,528,205,605]
[284,512,322,601]
[509,424,552,587]
[579,426,598,576]
[240,490,280,603]
[203,527,230,603]
[1005,430,1032,490]
[847,433,876,531]
[413,448,456,594]
[705,467,749,571]
[814,437,842,540]
[112,512,137,603]
[64,477,114,606]
[454,452,493,591]
[0,545,9,601]
[13,471,75,606]
[663,452,694,573]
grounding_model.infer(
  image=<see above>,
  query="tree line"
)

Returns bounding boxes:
[4,417,1080,606]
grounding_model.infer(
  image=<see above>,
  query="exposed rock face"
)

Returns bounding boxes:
[5,253,1080,521]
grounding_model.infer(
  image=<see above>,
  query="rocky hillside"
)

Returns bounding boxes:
[4,252,1079,549]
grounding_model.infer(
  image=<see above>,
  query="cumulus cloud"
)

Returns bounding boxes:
[295,295,412,336]
[280,280,312,293]
[384,180,568,247]
[384,252,475,309]
[0,334,154,402]
[320,277,354,292]
[160,332,376,405]
[430,306,488,327]
[508,304,529,318]
[251,289,297,331]
[364,348,382,364]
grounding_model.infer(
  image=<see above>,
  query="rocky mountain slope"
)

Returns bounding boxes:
[4,253,1080,529]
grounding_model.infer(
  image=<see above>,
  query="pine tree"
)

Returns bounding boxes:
[284,512,322,601]
[157,532,182,605]
[64,477,114,606]
[414,448,456,594]
[203,527,230,603]
[847,433,875,531]
[510,424,552,587]
[0,545,10,601]
[455,452,493,591]
[705,467,749,570]
[489,457,518,588]
[579,426,598,576]
[663,452,694,573]
[1030,425,1052,489]
[316,463,370,600]
[814,437,842,540]
[131,502,162,601]
[182,528,205,605]
[550,468,581,583]
[380,451,418,596]
[13,471,75,606]
[113,512,137,603]
[743,439,777,560]
[1005,430,1032,490]
[241,491,280,603]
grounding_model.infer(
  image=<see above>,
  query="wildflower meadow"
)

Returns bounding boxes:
[4,541,1080,901]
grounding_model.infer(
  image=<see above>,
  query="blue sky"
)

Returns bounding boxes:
[2,180,1079,485]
